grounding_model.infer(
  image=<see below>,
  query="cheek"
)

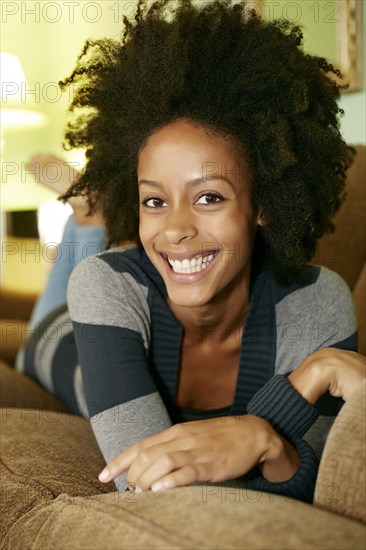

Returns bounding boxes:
[138,211,149,245]
[138,211,160,247]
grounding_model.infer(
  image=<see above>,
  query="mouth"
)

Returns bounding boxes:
[161,251,219,274]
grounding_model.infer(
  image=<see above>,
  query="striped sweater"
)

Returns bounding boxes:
[24,245,357,501]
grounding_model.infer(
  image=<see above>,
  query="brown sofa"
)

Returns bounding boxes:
[1,145,365,549]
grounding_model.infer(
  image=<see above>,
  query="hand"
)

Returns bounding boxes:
[288,348,366,404]
[98,415,299,492]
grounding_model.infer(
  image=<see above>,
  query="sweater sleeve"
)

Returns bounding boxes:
[243,438,319,503]
[246,374,319,439]
[67,251,172,491]
[245,375,320,502]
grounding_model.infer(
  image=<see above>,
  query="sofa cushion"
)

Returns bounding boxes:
[1,397,366,549]
[2,482,366,549]
[0,405,115,544]
[314,379,366,523]
[0,361,68,412]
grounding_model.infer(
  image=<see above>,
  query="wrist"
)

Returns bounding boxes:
[288,348,334,405]
[259,427,301,482]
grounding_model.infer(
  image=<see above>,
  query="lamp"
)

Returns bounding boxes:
[1,52,53,221]
[0,52,48,133]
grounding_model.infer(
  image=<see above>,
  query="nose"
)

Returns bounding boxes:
[164,203,197,244]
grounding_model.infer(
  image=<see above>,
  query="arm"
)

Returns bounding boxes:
[67,251,172,490]
[288,348,366,404]
[98,413,302,489]
[245,349,365,501]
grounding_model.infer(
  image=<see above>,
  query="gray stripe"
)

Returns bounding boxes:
[68,257,151,349]
[73,364,88,418]
[90,392,172,491]
[275,267,357,375]
[34,311,73,393]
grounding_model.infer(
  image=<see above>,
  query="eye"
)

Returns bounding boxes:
[196,193,224,205]
[141,197,167,208]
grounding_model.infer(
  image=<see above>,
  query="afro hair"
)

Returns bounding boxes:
[60,0,354,283]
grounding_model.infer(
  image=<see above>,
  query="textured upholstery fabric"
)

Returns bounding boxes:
[0,289,37,320]
[0,361,67,412]
[0,404,115,547]
[1,374,366,548]
[0,320,28,364]
[314,379,366,523]
[2,487,366,550]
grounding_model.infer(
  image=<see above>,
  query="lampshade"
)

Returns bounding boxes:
[0,52,48,130]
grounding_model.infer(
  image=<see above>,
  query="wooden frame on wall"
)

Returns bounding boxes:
[336,0,364,93]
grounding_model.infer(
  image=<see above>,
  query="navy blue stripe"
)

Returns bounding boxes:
[149,289,182,419]
[73,321,158,416]
[51,331,80,415]
[231,272,276,414]
[331,331,358,352]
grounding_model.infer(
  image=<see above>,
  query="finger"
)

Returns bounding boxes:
[98,445,139,482]
[98,428,183,483]
[126,434,197,485]
[128,449,196,491]
[150,464,208,492]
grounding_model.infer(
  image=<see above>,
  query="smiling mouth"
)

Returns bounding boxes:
[162,251,219,274]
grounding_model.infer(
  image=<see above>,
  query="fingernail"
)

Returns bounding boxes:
[98,468,111,482]
[151,481,165,492]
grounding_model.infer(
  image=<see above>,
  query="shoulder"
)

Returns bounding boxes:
[68,244,162,293]
[303,265,356,319]
[271,266,357,370]
[67,245,159,326]
[270,265,355,311]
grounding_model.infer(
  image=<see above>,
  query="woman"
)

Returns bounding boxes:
[18,0,365,502]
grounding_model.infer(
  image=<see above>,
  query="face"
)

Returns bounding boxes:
[138,119,260,310]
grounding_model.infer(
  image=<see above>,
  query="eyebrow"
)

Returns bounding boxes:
[138,175,235,188]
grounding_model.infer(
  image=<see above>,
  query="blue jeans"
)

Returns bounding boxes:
[29,215,106,329]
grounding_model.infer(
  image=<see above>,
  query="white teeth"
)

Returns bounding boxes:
[167,252,217,274]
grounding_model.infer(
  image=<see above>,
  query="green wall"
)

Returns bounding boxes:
[1,1,124,168]
[262,0,365,144]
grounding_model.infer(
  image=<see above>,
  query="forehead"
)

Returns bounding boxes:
[138,119,250,184]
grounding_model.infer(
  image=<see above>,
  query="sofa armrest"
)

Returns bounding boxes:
[0,288,38,321]
[314,379,366,523]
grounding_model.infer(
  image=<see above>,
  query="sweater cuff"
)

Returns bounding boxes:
[246,375,319,439]
[244,438,319,503]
